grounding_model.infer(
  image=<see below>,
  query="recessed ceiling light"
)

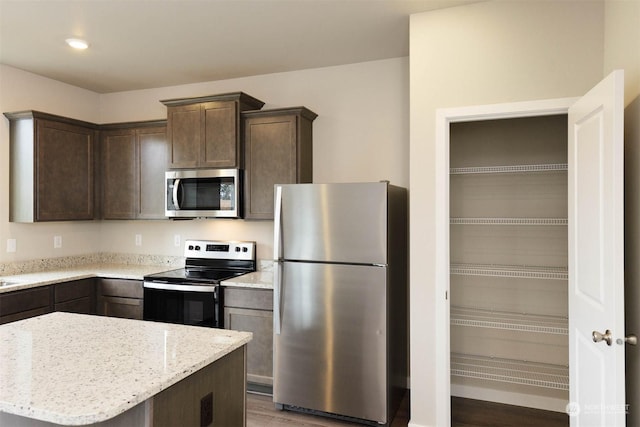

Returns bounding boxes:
[65,38,89,50]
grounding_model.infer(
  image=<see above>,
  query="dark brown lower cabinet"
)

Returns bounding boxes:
[0,286,52,324]
[97,278,143,320]
[224,287,273,391]
[153,347,247,427]
[54,278,95,314]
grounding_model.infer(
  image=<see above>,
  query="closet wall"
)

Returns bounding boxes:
[449,115,569,412]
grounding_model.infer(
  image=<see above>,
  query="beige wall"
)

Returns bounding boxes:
[624,96,640,427]
[0,65,102,262]
[607,1,640,425]
[0,58,408,263]
[604,0,640,105]
[409,1,607,425]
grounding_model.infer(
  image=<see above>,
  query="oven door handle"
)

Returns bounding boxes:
[143,281,217,293]
[172,178,182,210]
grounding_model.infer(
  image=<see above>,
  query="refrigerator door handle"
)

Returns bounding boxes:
[273,185,283,261]
[274,261,282,335]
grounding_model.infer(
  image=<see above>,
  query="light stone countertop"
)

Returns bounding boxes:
[1,262,274,294]
[0,311,252,425]
[0,263,175,294]
[221,270,274,290]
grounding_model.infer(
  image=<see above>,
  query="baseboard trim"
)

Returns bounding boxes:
[451,383,568,413]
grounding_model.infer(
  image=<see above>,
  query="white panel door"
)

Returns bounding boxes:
[568,69,625,426]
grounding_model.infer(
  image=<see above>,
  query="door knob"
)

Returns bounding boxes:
[592,329,613,346]
[616,334,638,346]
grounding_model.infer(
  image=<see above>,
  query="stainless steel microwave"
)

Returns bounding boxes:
[165,169,241,218]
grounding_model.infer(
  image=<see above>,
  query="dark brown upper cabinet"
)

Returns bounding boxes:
[100,121,168,220]
[161,92,265,169]
[242,107,317,220]
[4,111,98,222]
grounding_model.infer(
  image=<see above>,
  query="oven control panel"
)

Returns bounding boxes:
[184,240,255,261]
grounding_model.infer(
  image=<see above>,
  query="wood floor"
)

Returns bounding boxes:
[247,393,569,427]
[451,397,569,427]
[246,392,409,427]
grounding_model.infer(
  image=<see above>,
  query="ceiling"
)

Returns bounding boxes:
[0,0,477,93]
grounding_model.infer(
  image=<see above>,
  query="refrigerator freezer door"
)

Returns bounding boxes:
[275,182,388,265]
[273,261,387,423]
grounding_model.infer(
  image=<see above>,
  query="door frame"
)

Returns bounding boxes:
[434,97,578,423]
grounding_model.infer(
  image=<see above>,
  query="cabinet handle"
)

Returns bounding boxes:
[172,178,182,210]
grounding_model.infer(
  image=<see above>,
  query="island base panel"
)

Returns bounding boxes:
[0,346,247,427]
[153,345,247,427]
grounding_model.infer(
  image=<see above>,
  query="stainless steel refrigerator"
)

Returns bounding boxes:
[272,182,408,426]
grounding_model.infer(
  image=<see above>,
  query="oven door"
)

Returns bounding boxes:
[143,282,221,328]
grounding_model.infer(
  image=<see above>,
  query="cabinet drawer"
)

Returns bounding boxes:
[224,287,273,310]
[98,278,143,299]
[55,278,94,303]
[0,286,51,317]
[0,306,52,325]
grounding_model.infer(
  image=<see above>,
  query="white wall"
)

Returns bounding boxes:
[409,1,606,425]
[0,58,408,263]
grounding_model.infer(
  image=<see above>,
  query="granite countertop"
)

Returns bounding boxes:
[0,312,252,425]
[221,270,274,290]
[0,263,175,294]
[0,262,274,294]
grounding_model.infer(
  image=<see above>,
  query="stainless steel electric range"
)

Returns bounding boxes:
[143,240,256,328]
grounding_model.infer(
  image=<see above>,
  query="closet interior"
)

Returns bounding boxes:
[449,114,569,412]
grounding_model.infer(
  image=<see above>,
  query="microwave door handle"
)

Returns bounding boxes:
[172,178,182,210]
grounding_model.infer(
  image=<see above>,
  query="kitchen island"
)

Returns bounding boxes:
[0,312,252,426]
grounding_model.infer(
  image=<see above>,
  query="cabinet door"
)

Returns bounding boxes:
[36,119,95,221]
[55,297,92,314]
[137,126,168,219]
[54,278,95,314]
[97,278,143,319]
[98,278,143,299]
[0,286,52,324]
[98,296,143,320]
[244,108,316,220]
[102,129,137,219]
[201,101,239,168]
[167,104,201,168]
[244,115,298,219]
[54,278,94,302]
[224,287,274,387]
[224,306,273,386]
